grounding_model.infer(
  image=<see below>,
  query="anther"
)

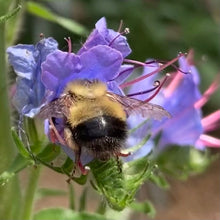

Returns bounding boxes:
[109,28,130,47]
[144,74,170,103]
[124,28,130,35]
[40,33,45,39]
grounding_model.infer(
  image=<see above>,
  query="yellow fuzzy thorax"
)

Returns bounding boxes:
[65,80,107,99]
[68,96,126,127]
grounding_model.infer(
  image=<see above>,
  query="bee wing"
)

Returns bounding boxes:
[38,94,73,119]
[107,93,171,121]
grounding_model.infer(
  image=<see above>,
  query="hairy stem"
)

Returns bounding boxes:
[21,166,42,220]
[0,10,20,220]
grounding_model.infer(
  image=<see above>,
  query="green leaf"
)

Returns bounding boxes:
[89,156,154,211]
[11,127,31,159]
[34,208,109,220]
[0,4,21,23]
[130,200,156,218]
[27,2,88,36]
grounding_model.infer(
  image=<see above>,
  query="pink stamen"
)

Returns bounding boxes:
[194,75,220,109]
[198,134,220,148]
[144,74,170,102]
[123,59,158,67]
[127,80,160,97]
[64,37,72,53]
[117,20,123,33]
[109,28,130,47]
[202,110,220,132]
[164,71,183,98]
[113,60,158,82]
[120,54,184,89]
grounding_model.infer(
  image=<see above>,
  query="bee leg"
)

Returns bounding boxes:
[114,151,131,173]
[115,155,122,173]
[49,118,66,146]
[64,127,89,179]
[116,151,131,157]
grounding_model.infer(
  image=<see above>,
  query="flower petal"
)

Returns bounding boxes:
[7,45,36,80]
[8,38,58,116]
[42,45,123,99]
[78,17,131,58]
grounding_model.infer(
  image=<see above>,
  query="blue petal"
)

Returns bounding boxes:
[77,17,131,58]
[7,45,36,80]
[157,108,203,149]
[8,37,58,116]
[42,45,123,99]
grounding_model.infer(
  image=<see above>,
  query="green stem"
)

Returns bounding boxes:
[0,11,21,220]
[21,166,42,220]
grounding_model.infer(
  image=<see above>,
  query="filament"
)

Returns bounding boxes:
[64,37,72,53]
[120,54,184,88]
[127,80,160,97]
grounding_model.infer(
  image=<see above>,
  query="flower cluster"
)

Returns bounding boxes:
[7,17,220,168]
[128,51,220,157]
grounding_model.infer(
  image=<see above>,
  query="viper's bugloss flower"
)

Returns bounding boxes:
[7,37,58,117]
[129,51,220,153]
[10,17,211,168]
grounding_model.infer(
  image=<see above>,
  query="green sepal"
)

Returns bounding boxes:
[89,156,154,211]
[0,154,34,185]
[33,208,110,220]
[130,200,156,218]
[11,127,31,159]
[156,145,215,180]
[149,167,170,189]
[37,143,61,162]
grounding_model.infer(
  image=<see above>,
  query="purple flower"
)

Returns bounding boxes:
[128,51,220,154]
[77,17,131,58]
[41,45,123,100]
[7,37,58,117]
[8,17,181,169]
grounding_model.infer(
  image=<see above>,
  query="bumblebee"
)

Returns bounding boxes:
[39,80,171,175]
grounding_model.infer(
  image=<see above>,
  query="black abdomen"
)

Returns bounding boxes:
[70,115,127,160]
